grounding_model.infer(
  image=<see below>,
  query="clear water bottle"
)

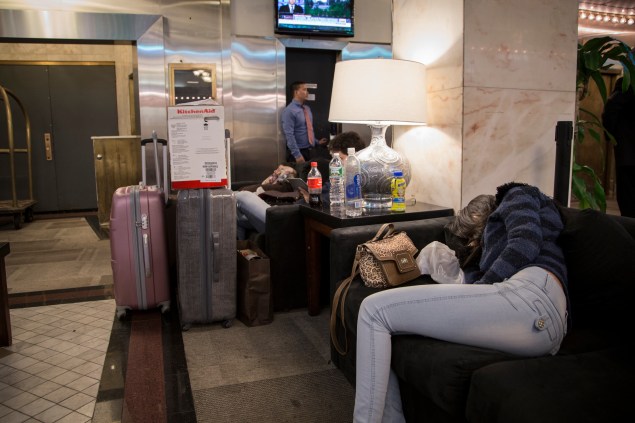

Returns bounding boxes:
[329,153,345,210]
[345,148,362,217]
[307,161,323,208]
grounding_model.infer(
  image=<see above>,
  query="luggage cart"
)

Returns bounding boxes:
[0,84,36,229]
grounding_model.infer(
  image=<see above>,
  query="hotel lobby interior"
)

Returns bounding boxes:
[1,1,634,422]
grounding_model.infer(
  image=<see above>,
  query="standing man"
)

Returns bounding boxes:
[602,76,635,217]
[279,0,304,14]
[281,81,325,163]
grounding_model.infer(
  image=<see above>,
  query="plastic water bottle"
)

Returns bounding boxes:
[390,170,407,212]
[329,153,345,210]
[345,148,362,217]
[307,161,323,208]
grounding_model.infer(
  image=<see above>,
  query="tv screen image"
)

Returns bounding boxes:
[275,0,354,37]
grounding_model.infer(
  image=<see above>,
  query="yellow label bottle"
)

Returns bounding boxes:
[391,170,406,212]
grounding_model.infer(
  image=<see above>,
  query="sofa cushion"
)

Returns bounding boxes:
[557,207,635,330]
[466,348,634,423]
[391,336,517,419]
[334,275,517,418]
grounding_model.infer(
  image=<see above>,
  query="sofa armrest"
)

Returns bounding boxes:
[613,214,635,238]
[466,348,634,423]
[264,204,307,311]
[328,216,455,302]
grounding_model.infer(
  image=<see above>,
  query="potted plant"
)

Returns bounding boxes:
[574,36,635,211]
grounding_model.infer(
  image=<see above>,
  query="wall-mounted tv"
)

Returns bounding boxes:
[275,1,354,38]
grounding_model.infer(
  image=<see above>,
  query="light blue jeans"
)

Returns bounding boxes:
[235,191,270,239]
[354,266,567,423]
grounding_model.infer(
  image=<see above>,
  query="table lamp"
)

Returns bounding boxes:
[328,58,427,208]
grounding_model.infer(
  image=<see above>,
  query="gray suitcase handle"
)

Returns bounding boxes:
[211,231,220,282]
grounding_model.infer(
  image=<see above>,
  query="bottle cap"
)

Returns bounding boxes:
[311,161,317,166]
[347,148,355,155]
[393,170,403,177]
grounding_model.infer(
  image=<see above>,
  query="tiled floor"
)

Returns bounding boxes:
[0,300,115,423]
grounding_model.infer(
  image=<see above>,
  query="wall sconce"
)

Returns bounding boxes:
[329,58,427,208]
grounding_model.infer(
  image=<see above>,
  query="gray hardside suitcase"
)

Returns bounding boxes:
[176,188,237,330]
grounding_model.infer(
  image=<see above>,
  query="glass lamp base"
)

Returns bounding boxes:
[363,193,393,209]
[357,125,411,209]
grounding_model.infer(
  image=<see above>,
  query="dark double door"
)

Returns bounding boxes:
[0,63,118,212]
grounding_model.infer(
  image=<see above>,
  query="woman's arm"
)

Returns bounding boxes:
[478,187,544,283]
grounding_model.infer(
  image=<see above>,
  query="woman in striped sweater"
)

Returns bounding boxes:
[353,182,569,423]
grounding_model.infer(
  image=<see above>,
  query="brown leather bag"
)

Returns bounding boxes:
[330,223,420,355]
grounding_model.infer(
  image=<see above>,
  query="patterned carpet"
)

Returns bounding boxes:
[192,369,354,423]
[182,309,355,423]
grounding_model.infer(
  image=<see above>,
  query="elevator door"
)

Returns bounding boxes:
[0,63,118,212]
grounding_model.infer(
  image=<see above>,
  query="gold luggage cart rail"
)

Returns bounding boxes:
[0,84,36,229]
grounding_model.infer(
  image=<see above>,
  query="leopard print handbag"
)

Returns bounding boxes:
[358,223,420,288]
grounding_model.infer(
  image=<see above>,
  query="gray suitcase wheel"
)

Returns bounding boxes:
[222,319,233,329]
[182,323,192,331]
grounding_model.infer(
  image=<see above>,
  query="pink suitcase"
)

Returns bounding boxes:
[110,132,170,318]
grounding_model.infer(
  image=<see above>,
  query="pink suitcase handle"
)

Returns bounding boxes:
[141,131,168,203]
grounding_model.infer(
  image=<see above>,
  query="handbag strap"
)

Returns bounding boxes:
[370,223,395,242]
[330,246,363,355]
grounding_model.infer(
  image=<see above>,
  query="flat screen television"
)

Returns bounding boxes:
[275,1,354,37]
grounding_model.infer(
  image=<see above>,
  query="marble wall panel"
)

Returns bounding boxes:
[395,124,462,212]
[464,0,578,91]
[461,86,576,203]
[392,0,464,92]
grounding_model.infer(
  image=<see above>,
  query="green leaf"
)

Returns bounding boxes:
[587,127,601,143]
[578,107,602,124]
[583,50,601,71]
[590,72,607,103]
[581,36,615,52]
[604,129,617,146]
[593,179,607,212]
[572,164,607,211]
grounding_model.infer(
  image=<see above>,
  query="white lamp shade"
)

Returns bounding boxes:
[328,58,427,125]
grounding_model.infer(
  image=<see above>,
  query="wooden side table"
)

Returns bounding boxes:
[301,203,454,316]
[1,242,11,346]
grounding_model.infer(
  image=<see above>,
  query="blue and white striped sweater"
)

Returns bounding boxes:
[476,185,568,288]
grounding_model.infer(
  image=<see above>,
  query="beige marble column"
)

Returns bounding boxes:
[391,0,578,211]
